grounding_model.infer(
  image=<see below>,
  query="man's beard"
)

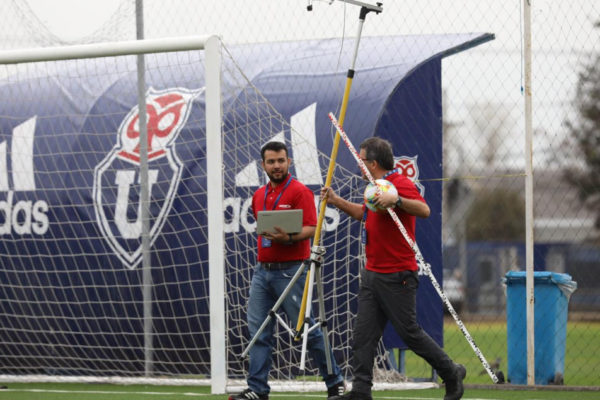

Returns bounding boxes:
[268,170,288,184]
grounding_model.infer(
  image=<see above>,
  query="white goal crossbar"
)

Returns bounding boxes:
[0,36,216,64]
[0,36,226,393]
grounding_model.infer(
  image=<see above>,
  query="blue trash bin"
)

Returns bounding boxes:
[504,271,577,385]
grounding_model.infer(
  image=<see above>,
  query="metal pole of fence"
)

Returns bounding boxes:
[522,0,535,387]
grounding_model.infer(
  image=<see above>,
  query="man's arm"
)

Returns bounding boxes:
[320,187,363,221]
[291,225,316,242]
[396,196,430,218]
[375,190,430,218]
[261,224,315,244]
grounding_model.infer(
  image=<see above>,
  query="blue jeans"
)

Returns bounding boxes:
[247,261,343,395]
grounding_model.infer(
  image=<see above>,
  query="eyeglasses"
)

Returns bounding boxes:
[360,158,372,162]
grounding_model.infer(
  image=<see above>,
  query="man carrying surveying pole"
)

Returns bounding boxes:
[320,136,466,400]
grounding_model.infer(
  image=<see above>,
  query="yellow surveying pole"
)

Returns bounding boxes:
[294,73,352,335]
[294,1,382,366]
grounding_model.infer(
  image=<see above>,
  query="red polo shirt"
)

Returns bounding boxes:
[363,172,425,273]
[252,174,317,262]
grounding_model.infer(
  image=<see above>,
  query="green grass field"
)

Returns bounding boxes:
[0,383,599,400]
[1,320,598,399]
[401,319,600,386]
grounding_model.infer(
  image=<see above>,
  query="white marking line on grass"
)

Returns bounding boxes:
[276,396,504,400]
[376,398,505,400]
[269,392,502,400]
[270,396,503,400]
[0,388,209,396]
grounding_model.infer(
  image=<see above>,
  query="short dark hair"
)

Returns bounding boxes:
[360,137,394,170]
[260,141,289,160]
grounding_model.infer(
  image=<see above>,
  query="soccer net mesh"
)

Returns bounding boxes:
[0,38,404,390]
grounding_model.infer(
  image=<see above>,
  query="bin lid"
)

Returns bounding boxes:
[505,270,573,284]
[504,271,577,298]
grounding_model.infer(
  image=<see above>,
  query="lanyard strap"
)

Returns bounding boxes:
[382,168,400,180]
[263,174,293,210]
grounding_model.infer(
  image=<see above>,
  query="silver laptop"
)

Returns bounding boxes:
[256,209,303,234]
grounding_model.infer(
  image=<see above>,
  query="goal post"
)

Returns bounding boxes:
[0,35,227,391]
[205,36,226,394]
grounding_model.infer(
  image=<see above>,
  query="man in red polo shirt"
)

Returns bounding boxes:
[321,137,466,400]
[229,141,345,400]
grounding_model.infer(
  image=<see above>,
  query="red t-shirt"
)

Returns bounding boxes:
[363,172,425,273]
[252,174,317,262]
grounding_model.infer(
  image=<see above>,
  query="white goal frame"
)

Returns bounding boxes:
[0,36,227,394]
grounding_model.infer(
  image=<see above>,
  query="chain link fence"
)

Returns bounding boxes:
[0,0,598,388]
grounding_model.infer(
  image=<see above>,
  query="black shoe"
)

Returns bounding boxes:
[444,363,467,400]
[228,388,268,400]
[330,391,372,400]
[327,381,346,399]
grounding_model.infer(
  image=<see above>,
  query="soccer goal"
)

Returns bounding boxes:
[0,36,415,394]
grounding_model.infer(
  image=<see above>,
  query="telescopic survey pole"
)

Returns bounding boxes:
[295,0,383,372]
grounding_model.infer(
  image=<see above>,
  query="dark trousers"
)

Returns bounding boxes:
[350,269,455,395]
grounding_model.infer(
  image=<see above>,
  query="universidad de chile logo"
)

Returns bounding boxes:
[93,87,202,269]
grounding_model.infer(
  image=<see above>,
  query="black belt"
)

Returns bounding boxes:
[261,260,304,271]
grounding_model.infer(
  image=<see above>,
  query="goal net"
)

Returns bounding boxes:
[0,37,405,392]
